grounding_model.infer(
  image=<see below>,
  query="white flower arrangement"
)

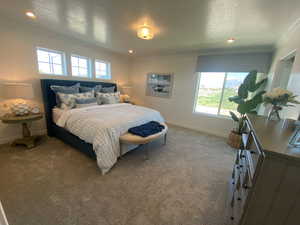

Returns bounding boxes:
[264,88,292,99]
[264,87,299,107]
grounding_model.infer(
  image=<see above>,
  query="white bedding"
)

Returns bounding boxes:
[56,103,164,174]
[52,107,66,124]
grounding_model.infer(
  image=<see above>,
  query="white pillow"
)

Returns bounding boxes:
[97,92,121,104]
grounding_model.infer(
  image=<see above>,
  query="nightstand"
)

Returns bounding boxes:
[0,113,43,149]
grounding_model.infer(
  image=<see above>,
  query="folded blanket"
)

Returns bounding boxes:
[128,121,165,137]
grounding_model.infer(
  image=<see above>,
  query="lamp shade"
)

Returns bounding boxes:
[2,83,34,99]
[121,86,132,96]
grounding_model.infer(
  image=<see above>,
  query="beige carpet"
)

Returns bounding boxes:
[0,125,234,225]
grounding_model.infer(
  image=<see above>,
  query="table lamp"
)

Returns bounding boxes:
[2,83,34,116]
[121,85,132,103]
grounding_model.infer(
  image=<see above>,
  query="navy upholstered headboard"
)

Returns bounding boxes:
[40,79,117,135]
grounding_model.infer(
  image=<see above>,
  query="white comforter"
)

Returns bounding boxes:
[56,103,164,174]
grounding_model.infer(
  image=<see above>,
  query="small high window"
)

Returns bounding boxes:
[95,60,111,80]
[36,48,66,75]
[71,55,91,78]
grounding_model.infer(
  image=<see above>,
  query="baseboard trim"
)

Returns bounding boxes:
[0,129,47,145]
[166,121,227,138]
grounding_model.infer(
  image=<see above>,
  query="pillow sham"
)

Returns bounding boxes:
[80,85,102,93]
[51,83,80,106]
[51,83,80,94]
[101,86,115,93]
[97,92,120,105]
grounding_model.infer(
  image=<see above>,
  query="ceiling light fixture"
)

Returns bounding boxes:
[137,25,154,40]
[128,50,134,54]
[26,11,36,19]
[227,38,235,43]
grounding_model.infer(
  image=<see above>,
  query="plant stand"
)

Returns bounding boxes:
[267,105,281,120]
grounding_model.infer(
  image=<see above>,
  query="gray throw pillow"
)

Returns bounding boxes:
[75,97,97,108]
[101,86,115,93]
[75,97,96,104]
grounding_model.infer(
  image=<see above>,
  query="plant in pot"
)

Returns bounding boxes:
[227,70,267,149]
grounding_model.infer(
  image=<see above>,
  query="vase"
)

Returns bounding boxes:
[267,105,281,120]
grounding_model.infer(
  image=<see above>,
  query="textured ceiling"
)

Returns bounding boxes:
[1,0,300,55]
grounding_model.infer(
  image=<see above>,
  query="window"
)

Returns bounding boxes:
[95,60,111,79]
[194,72,249,116]
[71,55,90,77]
[36,48,66,75]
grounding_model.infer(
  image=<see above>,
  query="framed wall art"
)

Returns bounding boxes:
[146,73,174,98]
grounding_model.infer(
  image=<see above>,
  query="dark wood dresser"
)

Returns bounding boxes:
[226,114,300,225]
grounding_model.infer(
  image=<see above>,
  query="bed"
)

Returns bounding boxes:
[40,79,164,174]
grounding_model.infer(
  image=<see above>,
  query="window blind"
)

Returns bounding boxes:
[196,52,273,73]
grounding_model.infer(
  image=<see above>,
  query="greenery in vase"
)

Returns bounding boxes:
[263,87,300,109]
[228,70,267,134]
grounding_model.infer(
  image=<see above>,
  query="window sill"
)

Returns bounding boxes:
[39,72,66,76]
[95,76,112,80]
[192,111,231,120]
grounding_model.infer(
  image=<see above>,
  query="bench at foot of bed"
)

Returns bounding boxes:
[119,123,168,160]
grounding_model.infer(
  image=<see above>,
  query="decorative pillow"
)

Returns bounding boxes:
[57,93,76,109]
[51,83,80,106]
[80,85,102,93]
[101,86,115,93]
[57,91,95,109]
[97,92,120,104]
[75,97,97,108]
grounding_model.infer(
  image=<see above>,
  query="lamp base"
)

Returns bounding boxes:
[10,99,31,116]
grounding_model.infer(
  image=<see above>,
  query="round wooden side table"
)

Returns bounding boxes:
[0,113,43,149]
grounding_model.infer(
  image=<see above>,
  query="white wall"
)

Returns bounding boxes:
[130,23,300,138]
[130,53,233,137]
[267,24,300,119]
[2,15,300,143]
[0,18,130,144]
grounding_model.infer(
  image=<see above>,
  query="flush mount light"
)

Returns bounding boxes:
[26,11,36,19]
[137,25,154,40]
[227,38,235,43]
[128,50,134,54]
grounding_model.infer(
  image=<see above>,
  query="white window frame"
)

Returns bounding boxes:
[94,59,111,80]
[36,47,67,76]
[70,54,91,78]
[193,72,247,118]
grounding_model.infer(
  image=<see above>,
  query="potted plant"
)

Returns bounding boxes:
[227,70,267,149]
[263,87,300,120]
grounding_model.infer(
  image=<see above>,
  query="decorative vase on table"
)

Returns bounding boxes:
[264,87,300,121]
